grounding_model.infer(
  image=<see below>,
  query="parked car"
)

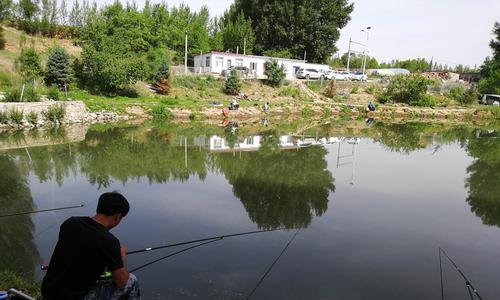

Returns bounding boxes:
[350,72,368,81]
[222,66,250,77]
[296,68,323,80]
[325,70,350,81]
[480,94,500,105]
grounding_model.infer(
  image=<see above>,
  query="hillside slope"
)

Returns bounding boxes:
[0,25,81,75]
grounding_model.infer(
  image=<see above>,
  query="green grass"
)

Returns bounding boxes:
[0,270,41,298]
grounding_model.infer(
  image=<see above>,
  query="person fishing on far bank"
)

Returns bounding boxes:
[42,192,141,300]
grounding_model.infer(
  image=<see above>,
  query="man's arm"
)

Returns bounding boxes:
[112,245,130,288]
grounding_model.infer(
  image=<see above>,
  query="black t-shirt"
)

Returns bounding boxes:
[42,217,123,300]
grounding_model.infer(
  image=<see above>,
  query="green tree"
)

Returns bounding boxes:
[45,46,73,89]
[228,0,353,63]
[382,74,434,106]
[223,12,254,54]
[69,0,82,26]
[59,0,68,25]
[18,47,42,82]
[224,69,241,95]
[479,22,500,94]
[264,59,286,87]
[0,0,12,20]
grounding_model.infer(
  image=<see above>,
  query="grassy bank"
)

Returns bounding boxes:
[0,270,40,298]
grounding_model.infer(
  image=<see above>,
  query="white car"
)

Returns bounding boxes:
[296,68,324,80]
[350,72,368,81]
[325,70,350,81]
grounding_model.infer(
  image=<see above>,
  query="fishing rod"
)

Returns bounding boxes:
[126,228,286,255]
[439,247,484,300]
[246,229,300,300]
[0,204,85,218]
[130,238,223,273]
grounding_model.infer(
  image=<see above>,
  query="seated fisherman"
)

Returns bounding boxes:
[42,192,140,300]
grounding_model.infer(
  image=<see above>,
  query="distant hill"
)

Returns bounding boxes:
[0,25,81,75]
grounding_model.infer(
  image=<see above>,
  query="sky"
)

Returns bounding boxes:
[94,0,499,67]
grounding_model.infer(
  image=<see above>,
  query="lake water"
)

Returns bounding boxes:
[1,121,499,300]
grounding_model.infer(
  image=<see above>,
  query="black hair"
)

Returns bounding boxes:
[96,192,130,217]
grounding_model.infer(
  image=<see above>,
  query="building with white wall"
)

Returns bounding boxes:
[194,51,330,79]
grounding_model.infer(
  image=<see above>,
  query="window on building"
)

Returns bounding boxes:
[205,56,210,67]
[227,59,232,67]
[236,59,243,66]
[215,57,224,67]
[250,62,257,71]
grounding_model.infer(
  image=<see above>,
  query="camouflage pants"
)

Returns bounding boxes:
[84,274,141,300]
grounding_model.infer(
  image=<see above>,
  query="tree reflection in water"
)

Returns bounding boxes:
[211,131,335,229]
[465,136,500,227]
[0,156,41,277]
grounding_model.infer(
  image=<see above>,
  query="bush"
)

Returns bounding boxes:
[224,69,241,95]
[365,85,379,95]
[264,59,286,87]
[0,111,8,123]
[27,111,38,125]
[42,105,65,123]
[350,85,360,94]
[151,105,173,121]
[382,74,434,106]
[378,94,390,104]
[24,86,39,102]
[324,80,337,98]
[18,47,42,81]
[301,107,314,118]
[446,85,480,106]
[46,86,60,101]
[8,109,24,125]
[280,86,301,98]
[5,87,22,102]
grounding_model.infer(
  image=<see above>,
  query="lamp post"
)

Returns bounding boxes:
[361,27,371,78]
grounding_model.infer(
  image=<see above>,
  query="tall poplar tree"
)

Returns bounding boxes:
[227,0,353,63]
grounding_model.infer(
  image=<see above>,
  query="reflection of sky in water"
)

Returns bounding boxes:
[3,134,500,300]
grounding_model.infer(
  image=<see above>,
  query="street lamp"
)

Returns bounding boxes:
[361,26,372,78]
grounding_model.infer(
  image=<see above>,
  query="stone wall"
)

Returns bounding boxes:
[0,101,87,126]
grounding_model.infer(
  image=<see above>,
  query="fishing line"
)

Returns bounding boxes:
[130,238,223,273]
[0,204,85,218]
[245,229,300,300]
[127,228,285,255]
[438,247,483,300]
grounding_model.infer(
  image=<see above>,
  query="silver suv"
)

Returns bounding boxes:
[222,66,250,77]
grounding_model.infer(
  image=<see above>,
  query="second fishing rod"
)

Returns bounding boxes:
[126,228,286,255]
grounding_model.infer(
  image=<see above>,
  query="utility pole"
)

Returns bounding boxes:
[184,32,188,75]
[236,46,239,54]
[200,50,203,74]
[346,38,352,72]
[304,50,307,62]
[361,27,371,77]
[243,38,246,55]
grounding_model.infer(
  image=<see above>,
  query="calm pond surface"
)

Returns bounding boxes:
[1,121,499,300]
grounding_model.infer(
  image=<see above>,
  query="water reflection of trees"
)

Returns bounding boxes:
[0,156,40,277]
[211,132,335,229]
[464,137,500,227]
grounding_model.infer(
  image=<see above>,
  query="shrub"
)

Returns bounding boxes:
[324,80,337,98]
[378,94,390,104]
[24,86,39,102]
[46,86,60,101]
[382,74,433,106]
[459,86,480,106]
[189,112,196,121]
[280,86,301,98]
[350,85,360,94]
[8,109,24,125]
[447,85,480,106]
[264,59,286,87]
[301,107,314,118]
[42,105,65,123]
[5,87,22,102]
[18,47,42,81]
[224,69,241,95]
[27,111,38,125]
[322,106,332,118]
[0,111,8,123]
[365,85,379,95]
[151,105,173,121]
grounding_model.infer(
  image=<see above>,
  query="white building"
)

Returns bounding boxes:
[193,51,330,79]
